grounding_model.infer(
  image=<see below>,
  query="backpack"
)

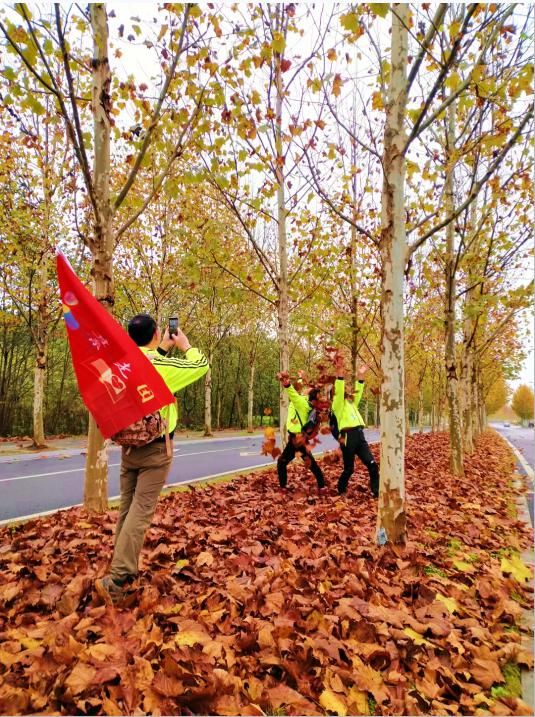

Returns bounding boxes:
[329,410,340,440]
[111,412,167,449]
[299,406,321,438]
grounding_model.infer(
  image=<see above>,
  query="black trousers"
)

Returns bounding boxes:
[338,427,379,495]
[277,433,325,488]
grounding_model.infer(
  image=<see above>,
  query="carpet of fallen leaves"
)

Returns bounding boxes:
[0,431,533,716]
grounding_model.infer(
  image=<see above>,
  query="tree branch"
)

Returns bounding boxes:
[406,4,448,93]
[404,4,480,152]
[408,104,534,257]
[114,5,191,210]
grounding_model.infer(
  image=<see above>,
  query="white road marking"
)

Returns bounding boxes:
[0,464,119,482]
[0,445,251,483]
[0,460,278,527]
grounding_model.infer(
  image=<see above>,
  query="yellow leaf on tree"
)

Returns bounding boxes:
[403,628,432,646]
[319,689,348,716]
[372,91,384,110]
[501,554,532,583]
[369,4,390,18]
[445,71,462,91]
[271,31,285,54]
[340,12,360,33]
[472,64,486,83]
[449,21,461,40]
[333,74,343,97]
[406,160,419,177]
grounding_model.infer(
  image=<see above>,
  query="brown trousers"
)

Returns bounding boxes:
[110,441,172,583]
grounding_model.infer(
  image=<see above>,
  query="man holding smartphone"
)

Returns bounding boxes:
[95,313,209,606]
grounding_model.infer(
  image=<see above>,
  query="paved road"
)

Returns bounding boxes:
[0,432,353,523]
[3,426,528,525]
[491,423,534,525]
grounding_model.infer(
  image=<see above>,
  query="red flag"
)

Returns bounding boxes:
[56,252,174,438]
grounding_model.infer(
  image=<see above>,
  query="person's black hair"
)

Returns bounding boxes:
[128,313,157,346]
[309,388,320,402]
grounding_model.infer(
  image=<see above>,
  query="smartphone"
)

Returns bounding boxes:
[168,316,179,337]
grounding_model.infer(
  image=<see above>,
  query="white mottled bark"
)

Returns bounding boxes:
[274,25,289,444]
[84,3,112,513]
[444,101,464,476]
[376,4,409,545]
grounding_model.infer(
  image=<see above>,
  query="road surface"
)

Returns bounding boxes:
[1,426,531,524]
[0,432,346,523]
[491,423,534,526]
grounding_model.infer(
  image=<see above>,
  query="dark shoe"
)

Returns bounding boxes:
[372,492,379,499]
[95,576,126,606]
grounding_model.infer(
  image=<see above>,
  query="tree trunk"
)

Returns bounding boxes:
[247,360,255,433]
[460,345,474,453]
[32,340,48,448]
[32,150,54,448]
[84,250,113,513]
[471,355,481,439]
[204,366,213,436]
[417,385,424,432]
[84,4,113,513]
[478,368,486,433]
[405,395,411,439]
[444,101,464,476]
[376,4,408,546]
[32,255,49,448]
[274,29,289,445]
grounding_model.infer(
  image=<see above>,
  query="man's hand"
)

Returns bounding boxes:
[172,328,192,353]
[277,371,291,387]
[356,364,369,380]
[159,327,175,352]
[334,355,345,376]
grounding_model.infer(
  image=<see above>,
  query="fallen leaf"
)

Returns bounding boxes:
[319,688,348,716]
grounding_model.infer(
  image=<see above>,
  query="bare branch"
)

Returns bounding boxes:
[408,105,534,257]
[406,4,448,93]
[404,4,480,153]
[114,5,191,210]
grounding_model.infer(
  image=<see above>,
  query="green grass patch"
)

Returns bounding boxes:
[424,565,447,578]
[447,538,463,554]
[465,552,480,564]
[489,547,515,560]
[490,661,522,700]
[424,529,440,539]
[506,501,518,519]
[368,695,377,714]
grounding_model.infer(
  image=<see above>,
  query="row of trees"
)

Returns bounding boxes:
[0,3,532,543]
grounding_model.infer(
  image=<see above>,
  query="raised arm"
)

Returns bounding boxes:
[353,364,369,406]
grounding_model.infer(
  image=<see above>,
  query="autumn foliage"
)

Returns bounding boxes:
[0,432,533,716]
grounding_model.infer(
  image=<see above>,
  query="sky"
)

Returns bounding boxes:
[514,328,534,391]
